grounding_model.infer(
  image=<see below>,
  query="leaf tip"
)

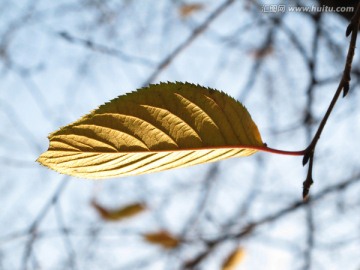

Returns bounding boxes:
[36,152,47,166]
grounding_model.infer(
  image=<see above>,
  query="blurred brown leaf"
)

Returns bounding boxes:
[248,46,274,59]
[179,3,204,17]
[143,230,180,249]
[222,247,245,270]
[91,200,146,221]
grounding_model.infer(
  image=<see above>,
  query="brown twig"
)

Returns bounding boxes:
[302,3,360,199]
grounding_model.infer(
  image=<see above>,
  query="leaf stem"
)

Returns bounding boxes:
[260,146,306,156]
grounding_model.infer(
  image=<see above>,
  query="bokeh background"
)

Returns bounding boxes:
[1,0,360,269]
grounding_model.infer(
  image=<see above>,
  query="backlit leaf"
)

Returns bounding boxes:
[37,82,264,179]
[143,230,180,249]
[91,201,146,221]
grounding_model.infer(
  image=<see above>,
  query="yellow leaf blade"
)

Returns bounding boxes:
[37,82,264,179]
[38,148,257,179]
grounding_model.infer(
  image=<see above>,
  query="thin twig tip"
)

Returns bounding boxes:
[346,24,353,37]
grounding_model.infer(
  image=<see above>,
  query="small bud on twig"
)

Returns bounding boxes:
[346,23,353,37]
[343,82,350,97]
[302,152,310,166]
[302,177,313,201]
